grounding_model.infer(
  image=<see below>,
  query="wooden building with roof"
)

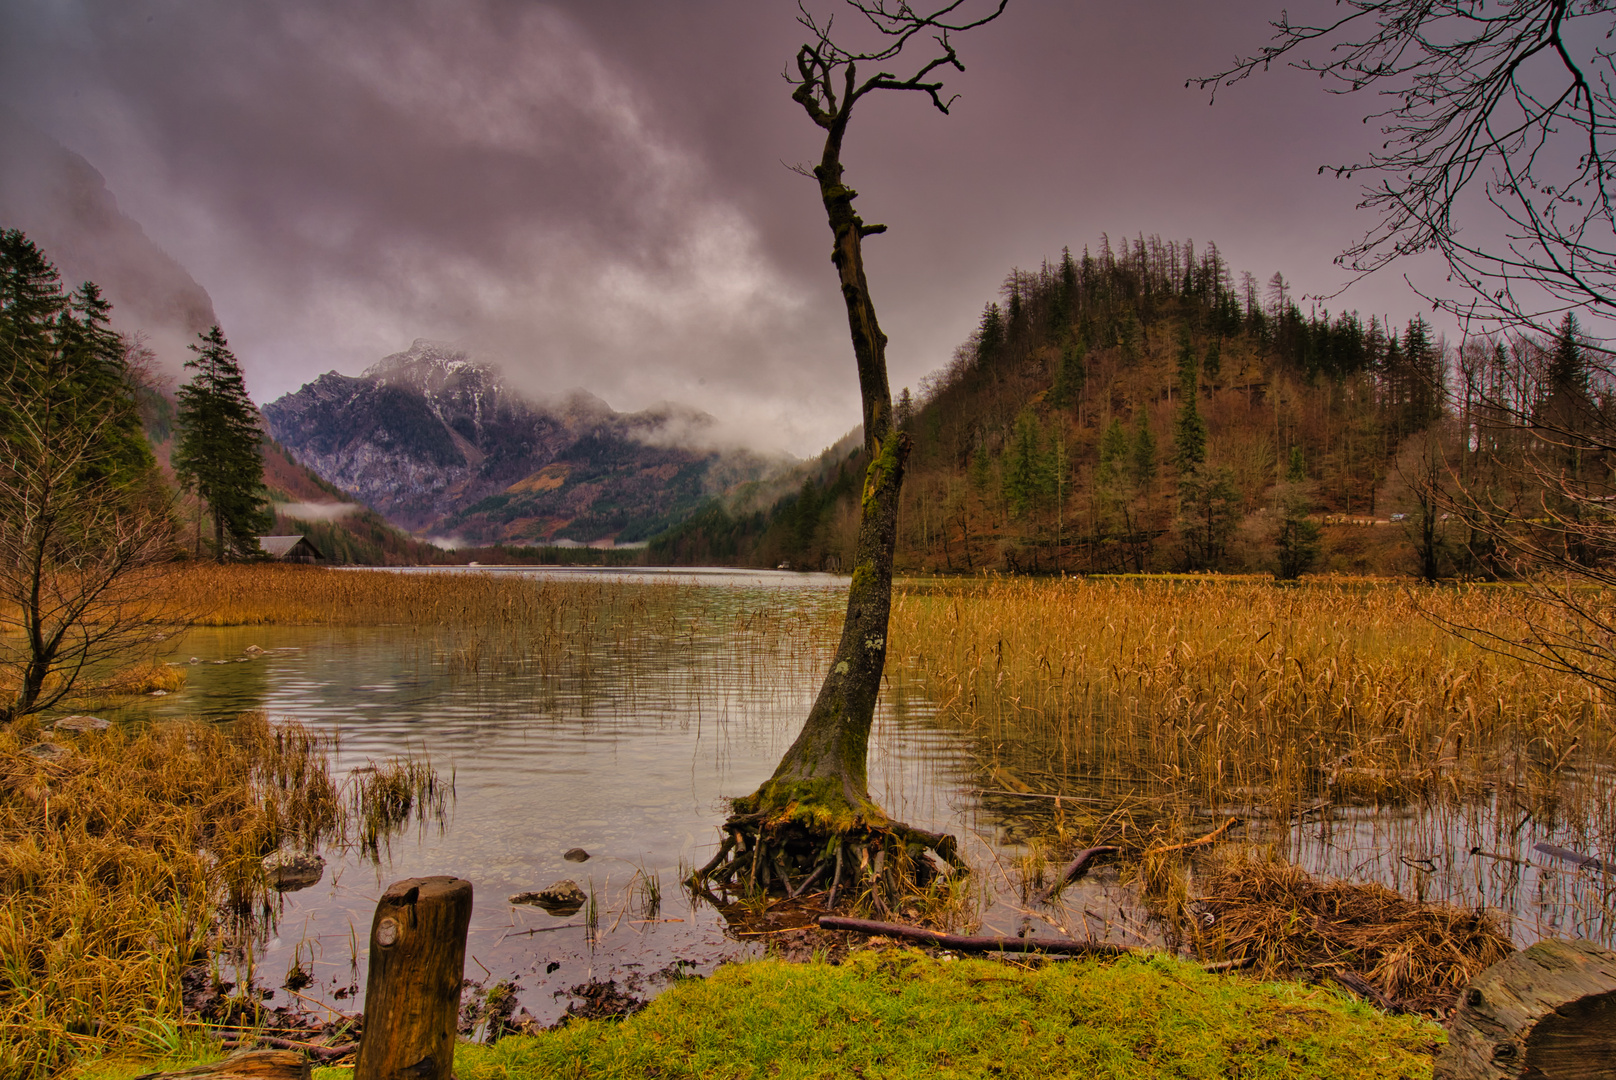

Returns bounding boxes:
[257,535,324,563]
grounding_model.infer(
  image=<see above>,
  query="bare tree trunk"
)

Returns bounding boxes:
[706,3,1003,894]
[736,95,906,823]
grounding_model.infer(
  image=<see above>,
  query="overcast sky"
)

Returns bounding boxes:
[0,0,1452,457]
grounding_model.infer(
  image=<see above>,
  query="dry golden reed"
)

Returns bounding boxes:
[0,713,339,1080]
[888,577,1608,826]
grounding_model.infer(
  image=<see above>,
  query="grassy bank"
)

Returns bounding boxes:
[82,951,1442,1080]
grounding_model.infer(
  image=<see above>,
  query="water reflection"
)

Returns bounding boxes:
[107,568,1613,1026]
[114,570,991,1024]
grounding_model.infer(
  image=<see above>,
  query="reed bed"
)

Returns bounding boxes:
[0,713,339,1079]
[889,577,1607,821]
[887,576,1616,946]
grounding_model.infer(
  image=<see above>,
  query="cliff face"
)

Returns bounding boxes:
[264,340,774,544]
[0,109,217,348]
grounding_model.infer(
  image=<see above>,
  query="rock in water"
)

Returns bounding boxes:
[262,851,326,892]
[53,714,110,732]
[509,879,587,916]
[564,847,591,863]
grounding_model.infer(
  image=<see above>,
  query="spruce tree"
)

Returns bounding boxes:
[1273,447,1321,579]
[1049,335,1086,410]
[1173,326,1207,472]
[174,326,270,562]
[1130,408,1157,490]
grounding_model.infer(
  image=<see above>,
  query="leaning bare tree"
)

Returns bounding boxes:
[695,0,1004,905]
[0,230,176,723]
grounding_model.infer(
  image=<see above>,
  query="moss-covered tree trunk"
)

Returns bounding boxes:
[732,105,906,829]
[699,5,1003,903]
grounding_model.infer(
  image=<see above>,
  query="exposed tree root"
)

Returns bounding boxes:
[691,806,967,917]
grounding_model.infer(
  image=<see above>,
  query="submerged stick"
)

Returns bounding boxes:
[817,915,1134,956]
[1533,841,1607,872]
[1032,845,1121,906]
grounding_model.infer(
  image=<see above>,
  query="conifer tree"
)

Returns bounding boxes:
[1173,326,1207,472]
[1130,408,1157,490]
[975,303,1005,368]
[1049,335,1086,410]
[1273,447,1321,579]
[1098,417,1128,487]
[174,326,270,562]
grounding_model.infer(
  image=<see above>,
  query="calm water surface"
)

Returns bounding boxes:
[109,567,1612,1024]
[115,569,1019,1024]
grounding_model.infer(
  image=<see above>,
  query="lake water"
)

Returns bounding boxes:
[109,568,1614,1025]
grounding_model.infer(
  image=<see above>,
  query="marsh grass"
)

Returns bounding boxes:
[346,756,453,859]
[0,713,340,1079]
[891,577,1611,846]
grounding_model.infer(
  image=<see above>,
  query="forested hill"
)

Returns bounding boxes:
[653,233,1448,576]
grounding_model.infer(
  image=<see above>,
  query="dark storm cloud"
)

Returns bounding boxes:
[0,1,1442,455]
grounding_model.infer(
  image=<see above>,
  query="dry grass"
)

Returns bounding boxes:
[889,577,1609,831]
[1195,851,1515,1014]
[161,564,648,628]
[0,713,340,1079]
[105,661,188,695]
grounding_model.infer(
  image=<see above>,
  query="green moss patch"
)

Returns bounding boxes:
[448,951,1440,1080]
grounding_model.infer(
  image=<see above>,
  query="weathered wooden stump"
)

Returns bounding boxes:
[1435,937,1616,1079]
[354,876,473,1080]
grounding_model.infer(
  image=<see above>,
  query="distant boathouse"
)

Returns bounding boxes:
[257,535,325,563]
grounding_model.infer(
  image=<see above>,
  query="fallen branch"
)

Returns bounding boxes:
[1143,817,1242,858]
[1469,846,1528,867]
[1200,957,1252,973]
[1323,968,1407,1015]
[817,915,1134,955]
[1533,841,1606,872]
[217,1038,356,1063]
[1031,846,1121,906]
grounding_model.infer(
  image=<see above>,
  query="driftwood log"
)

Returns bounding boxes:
[1434,937,1616,1079]
[354,876,473,1080]
[133,1050,310,1080]
[818,915,1133,955]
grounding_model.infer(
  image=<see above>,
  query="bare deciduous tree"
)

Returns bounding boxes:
[0,231,176,722]
[696,0,1004,902]
[1200,1,1616,339]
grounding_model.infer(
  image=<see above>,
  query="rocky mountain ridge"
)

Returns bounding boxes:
[264,341,782,546]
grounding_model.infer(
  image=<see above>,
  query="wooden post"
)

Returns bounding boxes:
[354,876,473,1080]
[1435,937,1616,1079]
